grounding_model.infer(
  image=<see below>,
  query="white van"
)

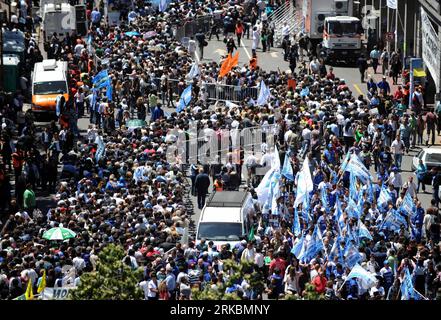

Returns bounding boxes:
[196,191,252,250]
[31,59,69,114]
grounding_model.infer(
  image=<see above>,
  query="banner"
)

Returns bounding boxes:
[41,287,73,300]
[421,7,441,90]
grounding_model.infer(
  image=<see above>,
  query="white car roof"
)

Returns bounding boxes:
[422,148,441,154]
[199,207,242,223]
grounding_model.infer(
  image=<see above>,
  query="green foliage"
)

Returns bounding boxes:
[302,283,326,300]
[191,259,261,300]
[69,244,143,300]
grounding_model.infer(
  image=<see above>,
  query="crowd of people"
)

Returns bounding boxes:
[1,0,441,301]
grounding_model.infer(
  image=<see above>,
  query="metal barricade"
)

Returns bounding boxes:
[205,83,259,103]
[153,77,258,104]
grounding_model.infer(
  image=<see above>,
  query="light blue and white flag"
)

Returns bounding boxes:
[293,207,301,236]
[344,241,362,269]
[291,234,306,260]
[177,84,192,112]
[401,267,424,300]
[378,185,392,208]
[304,225,324,262]
[159,0,169,12]
[346,154,372,183]
[358,220,373,240]
[346,264,378,289]
[399,191,417,218]
[340,151,351,172]
[346,198,360,219]
[281,153,294,181]
[349,172,358,201]
[256,80,271,106]
[187,62,200,79]
[379,209,407,232]
[92,69,110,89]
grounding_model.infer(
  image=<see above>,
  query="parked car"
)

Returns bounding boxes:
[412,148,441,185]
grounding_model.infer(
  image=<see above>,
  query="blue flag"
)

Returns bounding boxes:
[187,62,200,79]
[346,264,378,289]
[344,241,362,269]
[321,187,329,212]
[92,70,109,88]
[158,0,169,12]
[358,220,373,240]
[291,234,306,260]
[399,191,416,218]
[177,84,192,112]
[349,172,358,201]
[281,154,294,181]
[328,236,344,264]
[304,225,324,263]
[401,267,423,300]
[379,209,407,233]
[106,82,113,101]
[378,185,392,209]
[346,154,372,183]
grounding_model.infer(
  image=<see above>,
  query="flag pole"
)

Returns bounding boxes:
[394,0,398,52]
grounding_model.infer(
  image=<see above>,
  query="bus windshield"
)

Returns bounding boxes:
[33,81,67,95]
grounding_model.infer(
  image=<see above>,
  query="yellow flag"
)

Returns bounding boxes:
[25,279,34,300]
[413,68,426,78]
[37,270,46,294]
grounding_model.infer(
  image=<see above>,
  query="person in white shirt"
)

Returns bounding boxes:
[147,273,159,300]
[188,37,197,60]
[309,58,320,75]
[281,22,290,39]
[387,167,403,195]
[72,251,86,273]
[390,135,405,169]
[402,176,417,198]
[252,26,260,54]
[139,276,150,300]
[241,242,256,263]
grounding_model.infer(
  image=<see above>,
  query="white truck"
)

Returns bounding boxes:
[318,16,363,64]
[196,191,253,250]
[301,0,362,62]
[41,2,76,44]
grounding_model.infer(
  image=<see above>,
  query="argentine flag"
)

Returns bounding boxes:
[256,80,271,106]
[177,84,192,112]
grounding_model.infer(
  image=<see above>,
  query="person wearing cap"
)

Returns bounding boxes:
[379,260,394,294]
[377,76,391,95]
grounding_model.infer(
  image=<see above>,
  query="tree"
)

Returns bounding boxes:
[191,259,263,300]
[69,244,143,300]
